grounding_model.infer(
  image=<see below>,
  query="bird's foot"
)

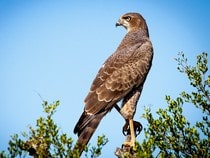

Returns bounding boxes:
[115,140,135,157]
[121,137,135,154]
[122,120,142,137]
[123,141,135,148]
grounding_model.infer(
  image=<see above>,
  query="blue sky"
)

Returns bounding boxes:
[0,0,210,157]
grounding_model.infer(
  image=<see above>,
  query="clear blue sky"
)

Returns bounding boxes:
[0,0,210,157]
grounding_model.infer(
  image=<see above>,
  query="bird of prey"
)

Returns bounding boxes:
[73,12,153,156]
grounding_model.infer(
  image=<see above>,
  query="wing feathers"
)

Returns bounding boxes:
[84,40,152,115]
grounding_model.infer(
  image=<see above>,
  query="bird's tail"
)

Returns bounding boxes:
[73,111,106,156]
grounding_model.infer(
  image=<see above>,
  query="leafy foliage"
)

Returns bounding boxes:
[177,52,210,114]
[85,135,109,158]
[0,101,108,158]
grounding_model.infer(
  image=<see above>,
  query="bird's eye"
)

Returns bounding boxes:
[124,16,131,21]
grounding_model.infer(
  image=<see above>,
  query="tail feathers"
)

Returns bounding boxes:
[73,111,106,156]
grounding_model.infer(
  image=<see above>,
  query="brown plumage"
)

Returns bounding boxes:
[73,12,153,156]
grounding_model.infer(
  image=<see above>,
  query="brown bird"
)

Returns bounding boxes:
[73,12,153,156]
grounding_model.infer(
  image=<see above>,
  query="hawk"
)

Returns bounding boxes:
[73,12,153,156]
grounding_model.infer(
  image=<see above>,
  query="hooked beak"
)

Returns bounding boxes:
[115,21,121,27]
[115,19,123,27]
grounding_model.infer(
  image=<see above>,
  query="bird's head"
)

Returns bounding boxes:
[116,12,148,33]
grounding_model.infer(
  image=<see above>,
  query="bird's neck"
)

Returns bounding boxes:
[118,29,149,49]
[127,28,149,39]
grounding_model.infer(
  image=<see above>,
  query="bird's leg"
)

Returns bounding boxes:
[119,90,142,147]
[129,119,135,147]
[114,104,142,136]
[114,104,138,137]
